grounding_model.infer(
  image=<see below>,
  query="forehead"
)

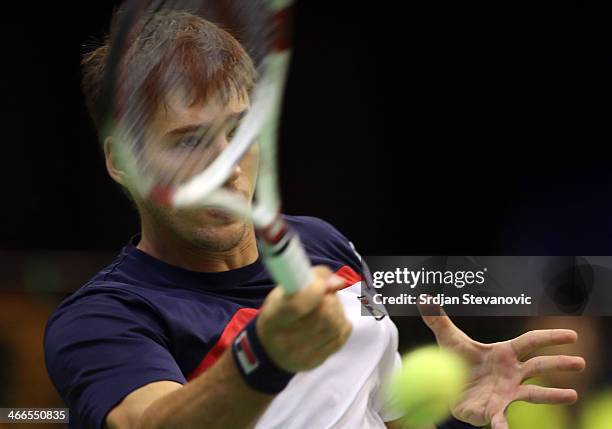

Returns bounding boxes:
[156,87,249,128]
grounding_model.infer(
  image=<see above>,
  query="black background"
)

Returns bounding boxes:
[3,0,612,255]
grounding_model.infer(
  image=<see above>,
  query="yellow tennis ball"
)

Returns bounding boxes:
[580,390,612,429]
[387,345,469,429]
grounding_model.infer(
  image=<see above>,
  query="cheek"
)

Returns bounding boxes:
[240,146,259,188]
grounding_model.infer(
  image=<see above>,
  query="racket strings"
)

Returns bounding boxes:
[126,79,248,189]
[109,0,280,201]
[116,2,248,190]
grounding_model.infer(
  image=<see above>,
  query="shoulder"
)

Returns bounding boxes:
[285,215,363,279]
[44,281,165,350]
[286,215,349,242]
[46,245,169,329]
[49,281,155,316]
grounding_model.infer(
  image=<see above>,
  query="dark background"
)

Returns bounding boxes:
[2,0,612,255]
[0,1,611,420]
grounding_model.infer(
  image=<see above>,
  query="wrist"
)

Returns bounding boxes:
[232,316,295,394]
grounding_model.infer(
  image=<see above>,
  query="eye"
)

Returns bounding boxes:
[227,123,239,141]
[177,135,201,149]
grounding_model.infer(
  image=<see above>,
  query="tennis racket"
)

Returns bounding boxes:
[97,0,312,293]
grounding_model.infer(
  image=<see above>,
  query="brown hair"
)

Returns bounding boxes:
[81,9,256,133]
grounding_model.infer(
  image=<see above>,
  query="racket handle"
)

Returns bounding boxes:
[259,226,313,294]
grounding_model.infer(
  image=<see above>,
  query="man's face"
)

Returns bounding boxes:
[135,90,258,252]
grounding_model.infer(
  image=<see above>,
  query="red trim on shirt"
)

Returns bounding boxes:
[335,265,363,288]
[186,307,258,381]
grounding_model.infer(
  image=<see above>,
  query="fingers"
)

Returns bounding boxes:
[490,412,509,429]
[285,293,348,344]
[418,296,471,349]
[325,274,347,293]
[516,384,578,405]
[271,266,332,322]
[299,321,353,369]
[510,329,578,359]
[418,297,454,335]
[522,355,586,379]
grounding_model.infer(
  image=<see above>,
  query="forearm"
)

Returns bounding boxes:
[137,350,274,429]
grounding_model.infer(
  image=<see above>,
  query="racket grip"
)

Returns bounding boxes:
[259,227,313,294]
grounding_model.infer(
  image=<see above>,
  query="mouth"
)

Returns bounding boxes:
[175,183,250,224]
[205,207,237,221]
[205,207,235,219]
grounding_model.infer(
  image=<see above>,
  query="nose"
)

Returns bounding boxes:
[216,134,242,186]
[227,162,242,185]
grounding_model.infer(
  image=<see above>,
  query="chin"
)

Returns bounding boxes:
[188,218,250,252]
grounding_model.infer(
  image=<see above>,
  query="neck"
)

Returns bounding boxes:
[137,220,259,273]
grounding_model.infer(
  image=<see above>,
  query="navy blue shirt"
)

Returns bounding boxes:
[44,216,364,429]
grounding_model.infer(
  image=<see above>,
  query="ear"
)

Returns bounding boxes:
[103,137,127,186]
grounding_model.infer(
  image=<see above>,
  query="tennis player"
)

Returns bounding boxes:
[44,10,585,429]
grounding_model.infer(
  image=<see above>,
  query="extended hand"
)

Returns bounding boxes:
[420,306,585,429]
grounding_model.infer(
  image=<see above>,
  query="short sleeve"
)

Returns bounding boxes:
[44,287,186,429]
[290,216,365,276]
